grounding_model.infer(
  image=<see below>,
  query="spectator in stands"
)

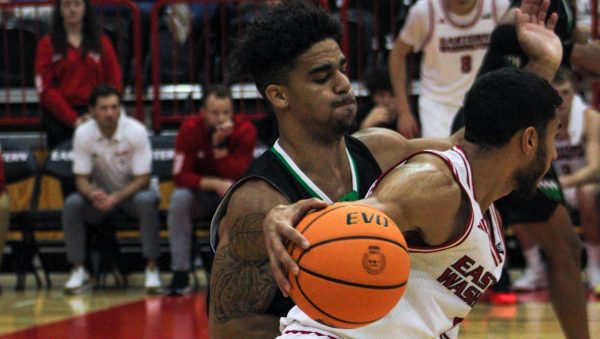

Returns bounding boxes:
[512,67,600,294]
[0,147,9,295]
[167,84,256,295]
[389,0,509,138]
[358,66,396,130]
[35,0,122,149]
[62,85,161,295]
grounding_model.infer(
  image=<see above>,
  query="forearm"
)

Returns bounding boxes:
[561,167,600,188]
[40,89,79,126]
[75,175,99,199]
[523,58,559,82]
[570,42,600,75]
[209,221,279,337]
[388,45,412,116]
[200,176,226,192]
[113,175,150,202]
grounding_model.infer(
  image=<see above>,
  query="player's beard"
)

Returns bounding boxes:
[512,142,549,199]
[331,94,357,135]
[334,114,357,135]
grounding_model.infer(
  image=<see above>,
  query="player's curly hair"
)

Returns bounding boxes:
[229,0,341,99]
[464,68,561,148]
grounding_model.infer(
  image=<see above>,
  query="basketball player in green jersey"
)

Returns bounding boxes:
[209,0,563,337]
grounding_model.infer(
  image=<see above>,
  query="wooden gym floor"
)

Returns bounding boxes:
[0,272,598,338]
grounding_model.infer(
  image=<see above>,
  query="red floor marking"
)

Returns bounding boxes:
[0,294,210,339]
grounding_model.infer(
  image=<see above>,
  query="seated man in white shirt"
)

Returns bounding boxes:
[62,84,162,294]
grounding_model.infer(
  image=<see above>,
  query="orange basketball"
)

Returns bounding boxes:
[288,202,410,329]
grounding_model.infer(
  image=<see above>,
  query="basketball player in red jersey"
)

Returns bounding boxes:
[209,0,565,337]
[263,3,591,339]
[277,67,561,338]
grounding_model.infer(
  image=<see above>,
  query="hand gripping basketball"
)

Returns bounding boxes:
[287,202,410,328]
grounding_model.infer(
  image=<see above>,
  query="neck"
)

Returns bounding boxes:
[459,142,515,211]
[99,125,117,139]
[64,23,83,37]
[277,129,347,170]
[276,114,351,187]
[446,0,477,15]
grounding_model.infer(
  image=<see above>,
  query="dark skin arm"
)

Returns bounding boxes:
[209,180,288,338]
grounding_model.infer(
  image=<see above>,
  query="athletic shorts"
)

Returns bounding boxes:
[419,96,461,138]
[495,166,565,225]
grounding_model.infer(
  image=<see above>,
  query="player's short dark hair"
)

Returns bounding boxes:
[552,67,575,85]
[201,84,232,107]
[229,0,341,98]
[464,68,561,148]
[364,66,393,95]
[88,84,121,107]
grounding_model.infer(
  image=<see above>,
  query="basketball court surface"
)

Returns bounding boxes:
[0,271,599,338]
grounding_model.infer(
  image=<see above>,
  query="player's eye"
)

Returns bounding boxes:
[314,75,329,84]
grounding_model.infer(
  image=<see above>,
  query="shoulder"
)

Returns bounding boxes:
[227,179,288,214]
[100,34,114,47]
[74,120,97,145]
[384,153,461,199]
[121,116,149,141]
[180,115,203,132]
[124,115,148,133]
[218,179,288,240]
[233,116,257,132]
[375,153,462,216]
[38,35,51,46]
[371,153,463,235]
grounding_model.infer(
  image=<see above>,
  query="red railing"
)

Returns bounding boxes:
[0,1,52,126]
[0,0,144,127]
[94,0,144,121]
[149,0,332,131]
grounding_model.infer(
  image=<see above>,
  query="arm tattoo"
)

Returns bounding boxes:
[211,213,278,323]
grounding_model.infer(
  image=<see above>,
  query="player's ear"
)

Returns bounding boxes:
[520,126,537,156]
[265,84,288,109]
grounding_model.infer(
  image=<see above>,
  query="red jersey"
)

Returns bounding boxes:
[35,34,123,126]
[172,114,257,189]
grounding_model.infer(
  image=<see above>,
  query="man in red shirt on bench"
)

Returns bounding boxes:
[167,84,257,295]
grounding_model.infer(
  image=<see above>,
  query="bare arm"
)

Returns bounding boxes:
[525,206,590,339]
[209,180,288,338]
[514,0,561,81]
[353,127,452,172]
[560,108,600,188]
[263,155,464,293]
[75,175,100,199]
[112,174,151,203]
[389,38,420,138]
[363,155,464,245]
[571,41,600,75]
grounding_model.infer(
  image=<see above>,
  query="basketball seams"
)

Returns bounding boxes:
[298,235,408,258]
[299,266,408,290]
[295,274,396,327]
